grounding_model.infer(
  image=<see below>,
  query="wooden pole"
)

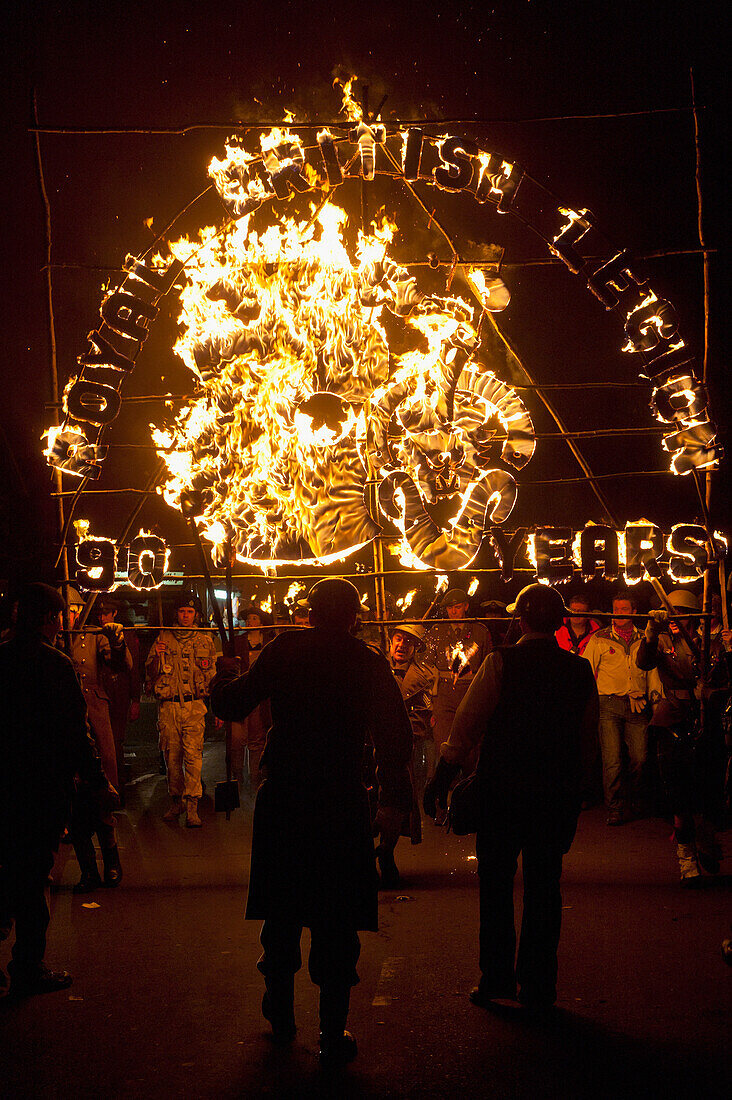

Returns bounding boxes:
[32,90,70,622]
[689,71,728,645]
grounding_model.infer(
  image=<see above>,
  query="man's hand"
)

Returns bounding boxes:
[155,638,167,655]
[629,692,646,714]
[97,782,120,814]
[423,758,461,818]
[101,622,125,646]
[373,805,404,847]
[645,609,667,642]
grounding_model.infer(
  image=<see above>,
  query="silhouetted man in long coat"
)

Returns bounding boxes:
[210,578,413,1062]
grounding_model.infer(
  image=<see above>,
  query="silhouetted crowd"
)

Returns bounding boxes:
[1,578,730,1061]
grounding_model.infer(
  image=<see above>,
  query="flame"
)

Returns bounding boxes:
[466,267,511,313]
[435,574,449,594]
[621,518,660,586]
[151,129,532,573]
[334,75,363,122]
[284,581,307,605]
[396,589,417,611]
[467,577,479,596]
[126,528,171,591]
[525,533,548,584]
[449,639,478,680]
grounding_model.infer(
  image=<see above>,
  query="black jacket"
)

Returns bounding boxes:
[0,633,105,844]
[210,626,413,929]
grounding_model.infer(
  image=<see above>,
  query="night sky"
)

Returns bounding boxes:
[3,1,726,595]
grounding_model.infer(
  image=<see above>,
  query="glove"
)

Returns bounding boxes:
[101,622,125,647]
[423,758,461,818]
[629,693,646,714]
[645,609,667,642]
[215,656,241,676]
[373,805,405,847]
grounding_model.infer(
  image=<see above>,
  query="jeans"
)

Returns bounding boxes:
[598,695,649,813]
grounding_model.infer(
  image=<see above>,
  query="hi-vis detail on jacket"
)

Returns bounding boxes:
[146,630,217,702]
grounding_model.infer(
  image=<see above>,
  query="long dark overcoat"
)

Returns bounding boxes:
[210,626,413,931]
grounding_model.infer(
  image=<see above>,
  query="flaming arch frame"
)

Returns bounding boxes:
[45,100,723,600]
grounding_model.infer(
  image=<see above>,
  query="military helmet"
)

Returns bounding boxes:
[65,586,85,609]
[506,583,568,632]
[391,622,425,646]
[308,578,362,619]
[667,589,700,611]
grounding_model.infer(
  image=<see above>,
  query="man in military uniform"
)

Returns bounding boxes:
[145,593,218,828]
[67,588,131,890]
[424,588,492,793]
[376,623,438,886]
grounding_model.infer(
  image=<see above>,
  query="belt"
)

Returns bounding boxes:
[177,694,200,703]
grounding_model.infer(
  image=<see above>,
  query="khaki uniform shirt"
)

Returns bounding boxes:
[146,629,217,702]
[423,620,492,686]
[70,627,132,700]
[389,657,438,739]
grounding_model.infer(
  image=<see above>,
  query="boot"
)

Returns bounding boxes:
[676,842,702,887]
[72,838,102,893]
[376,844,401,889]
[185,797,202,828]
[319,986,357,1064]
[163,798,184,822]
[695,817,722,875]
[261,976,296,1043]
[102,844,123,887]
[8,965,72,997]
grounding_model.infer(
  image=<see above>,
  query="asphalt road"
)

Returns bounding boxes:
[1,739,730,1099]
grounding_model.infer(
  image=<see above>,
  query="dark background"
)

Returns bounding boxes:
[2,0,727,603]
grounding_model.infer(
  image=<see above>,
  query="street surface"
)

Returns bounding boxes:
[2,732,730,1099]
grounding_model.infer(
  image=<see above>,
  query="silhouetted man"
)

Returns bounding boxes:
[425,584,598,1011]
[0,584,114,995]
[210,578,413,1062]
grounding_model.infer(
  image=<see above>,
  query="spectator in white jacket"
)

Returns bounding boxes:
[582,595,654,825]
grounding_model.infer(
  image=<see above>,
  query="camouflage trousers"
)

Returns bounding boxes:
[158,699,207,800]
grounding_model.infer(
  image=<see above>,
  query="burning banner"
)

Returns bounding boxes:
[43,80,722,578]
[152,198,534,570]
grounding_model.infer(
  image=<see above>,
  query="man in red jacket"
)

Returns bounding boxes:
[555,593,600,656]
